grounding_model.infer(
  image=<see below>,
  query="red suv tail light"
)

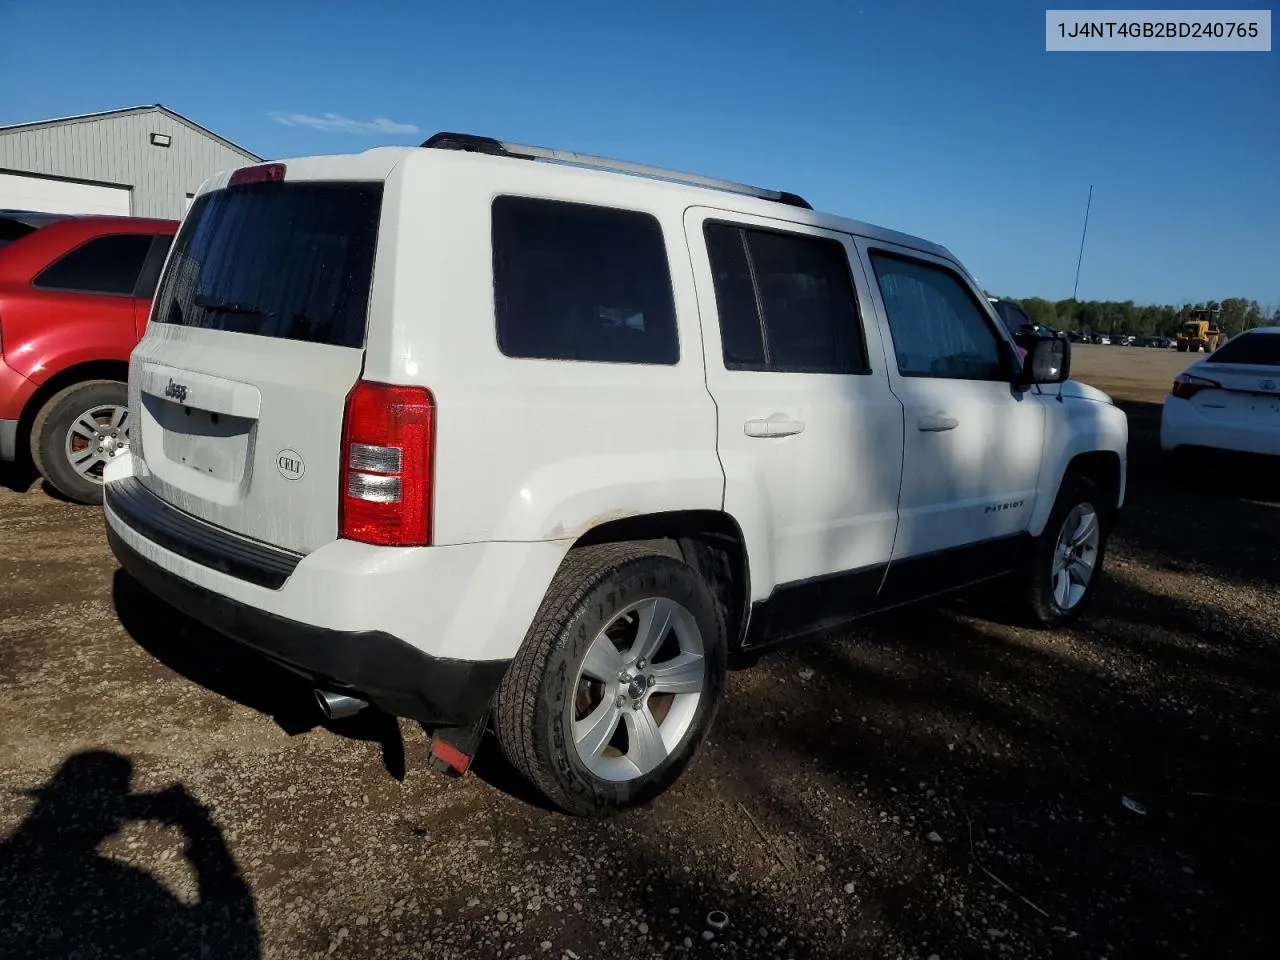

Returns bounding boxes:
[340,381,435,546]
[1171,373,1221,400]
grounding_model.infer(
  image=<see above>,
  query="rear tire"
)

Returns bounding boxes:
[1018,476,1109,628]
[30,380,130,505]
[495,543,727,817]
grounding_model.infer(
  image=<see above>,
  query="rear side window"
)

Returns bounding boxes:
[1210,332,1280,366]
[492,196,678,365]
[33,234,153,296]
[703,223,868,374]
[869,252,1007,380]
[151,182,382,348]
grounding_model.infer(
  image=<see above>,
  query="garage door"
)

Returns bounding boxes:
[0,171,132,216]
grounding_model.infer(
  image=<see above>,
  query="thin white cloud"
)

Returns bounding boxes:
[270,112,420,135]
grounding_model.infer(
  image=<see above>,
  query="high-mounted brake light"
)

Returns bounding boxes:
[228,163,286,187]
[1171,373,1221,400]
[340,381,435,546]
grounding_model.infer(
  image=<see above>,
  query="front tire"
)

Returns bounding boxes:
[30,380,130,505]
[495,543,727,817]
[1019,476,1109,628]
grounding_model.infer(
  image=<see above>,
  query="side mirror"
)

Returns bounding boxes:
[1020,335,1071,385]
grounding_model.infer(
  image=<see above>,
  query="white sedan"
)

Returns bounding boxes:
[1161,326,1280,457]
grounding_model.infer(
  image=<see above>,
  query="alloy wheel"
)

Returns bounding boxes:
[567,596,706,782]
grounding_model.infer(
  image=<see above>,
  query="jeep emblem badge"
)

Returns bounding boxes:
[163,378,188,403]
[276,449,305,481]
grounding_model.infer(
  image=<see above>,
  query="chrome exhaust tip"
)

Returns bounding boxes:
[314,689,368,721]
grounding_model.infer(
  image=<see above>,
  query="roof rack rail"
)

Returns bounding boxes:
[420,132,812,210]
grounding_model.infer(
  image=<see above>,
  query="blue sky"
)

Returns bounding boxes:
[2,0,1275,306]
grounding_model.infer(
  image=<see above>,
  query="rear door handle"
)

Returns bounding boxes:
[917,413,959,432]
[744,418,806,438]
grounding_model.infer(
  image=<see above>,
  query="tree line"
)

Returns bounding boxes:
[991,296,1278,337]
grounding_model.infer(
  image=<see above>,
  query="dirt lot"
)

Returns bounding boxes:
[2,344,1277,960]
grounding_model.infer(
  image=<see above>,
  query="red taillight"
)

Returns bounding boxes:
[340,381,435,546]
[228,163,286,187]
[1171,373,1221,400]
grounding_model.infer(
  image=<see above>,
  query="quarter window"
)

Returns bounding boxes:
[492,197,678,365]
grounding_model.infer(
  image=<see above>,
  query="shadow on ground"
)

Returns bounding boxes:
[111,570,408,781]
[0,751,260,960]
[0,461,36,495]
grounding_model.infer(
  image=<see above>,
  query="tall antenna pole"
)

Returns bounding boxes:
[1072,184,1093,301]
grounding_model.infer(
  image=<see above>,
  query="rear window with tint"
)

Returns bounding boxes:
[1210,332,1280,366]
[151,182,382,348]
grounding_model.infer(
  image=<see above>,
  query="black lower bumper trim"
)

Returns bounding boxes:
[106,523,510,726]
[106,476,302,589]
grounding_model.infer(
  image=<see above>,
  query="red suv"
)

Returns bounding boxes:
[0,211,178,503]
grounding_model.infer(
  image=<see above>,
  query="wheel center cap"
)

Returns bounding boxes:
[626,676,647,700]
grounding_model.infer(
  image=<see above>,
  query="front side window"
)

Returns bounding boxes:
[870,252,1007,380]
[492,197,678,365]
[34,234,153,296]
[704,223,868,374]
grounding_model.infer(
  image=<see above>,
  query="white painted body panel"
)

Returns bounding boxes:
[128,326,364,554]
[105,452,567,661]
[852,238,1046,558]
[1162,394,1280,456]
[374,152,724,546]
[1160,353,1280,457]
[685,207,904,600]
[1029,387,1129,536]
[888,375,1047,556]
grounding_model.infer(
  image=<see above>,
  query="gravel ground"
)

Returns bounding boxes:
[1,344,1277,960]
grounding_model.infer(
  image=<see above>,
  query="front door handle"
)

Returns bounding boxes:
[917,413,959,432]
[744,418,806,438]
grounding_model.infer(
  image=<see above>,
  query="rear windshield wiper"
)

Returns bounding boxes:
[193,294,275,318]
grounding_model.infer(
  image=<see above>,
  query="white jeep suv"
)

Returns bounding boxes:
[104,134,1128,816]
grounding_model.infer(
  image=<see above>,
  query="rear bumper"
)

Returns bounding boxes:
[106,520,509,726]
[1,356,37,461]
[1160,396,1280,457]
[102,454,570,725]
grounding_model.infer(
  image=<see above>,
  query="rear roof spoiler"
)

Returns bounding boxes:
[420,132,812,210]
[0,209,72,229]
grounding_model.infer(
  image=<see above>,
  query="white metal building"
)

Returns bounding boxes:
[0,104,261,221]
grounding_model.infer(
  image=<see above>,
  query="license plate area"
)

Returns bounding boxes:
[144,393,254,483]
